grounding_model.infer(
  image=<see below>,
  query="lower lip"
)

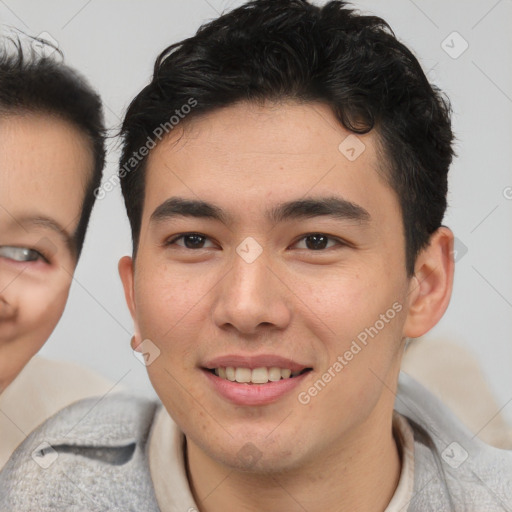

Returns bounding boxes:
[203,369,310,406]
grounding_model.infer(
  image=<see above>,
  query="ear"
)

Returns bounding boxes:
[403,227,454,338]
[118,256,140,342]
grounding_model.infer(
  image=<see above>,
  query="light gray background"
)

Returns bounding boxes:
[1,1,511,418]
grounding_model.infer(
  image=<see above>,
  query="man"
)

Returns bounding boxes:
[0,37,111,470]
[1,2,510,511]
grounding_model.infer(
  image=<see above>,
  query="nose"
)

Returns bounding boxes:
[0,296,15,321]
[0,267,20,321]
[211,251,292,335]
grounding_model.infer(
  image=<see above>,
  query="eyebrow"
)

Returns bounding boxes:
[269,197,371,224]
[150,196,370,226]
[19,215,76,253]
[150,198,228,224]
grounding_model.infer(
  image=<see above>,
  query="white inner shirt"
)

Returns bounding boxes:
[149,407,415,512]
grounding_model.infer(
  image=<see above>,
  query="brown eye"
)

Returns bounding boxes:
[183,234,207,249]
[167,233,216,249]
[305,234,329,250]
[293,234,338,251]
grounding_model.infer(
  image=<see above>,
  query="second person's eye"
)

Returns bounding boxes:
[0,246,46,262]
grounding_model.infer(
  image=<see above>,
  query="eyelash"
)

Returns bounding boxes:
[165,233,346,251]
[165,233,218,249]
[292,233,344,251]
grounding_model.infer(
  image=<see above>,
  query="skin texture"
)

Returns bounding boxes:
[119,101,454,512]
[0,113,93,393]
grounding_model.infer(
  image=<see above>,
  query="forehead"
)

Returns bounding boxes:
[0,113,93,240]
[143,101,396,223]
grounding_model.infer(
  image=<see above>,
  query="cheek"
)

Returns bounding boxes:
[135,262,217,341]
[18,279,71,342]
[134,265,220,412]
[0,276,72,390]
[293,265,408,382]
[288,265,390,338]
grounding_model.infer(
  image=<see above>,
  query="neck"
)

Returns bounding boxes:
[186,406,401,512]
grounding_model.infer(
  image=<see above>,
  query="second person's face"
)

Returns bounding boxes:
[0,113,93,392]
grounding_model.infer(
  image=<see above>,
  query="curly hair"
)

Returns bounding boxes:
[120,0,454,274]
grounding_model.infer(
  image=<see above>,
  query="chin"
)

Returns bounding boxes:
[199,429,309,474]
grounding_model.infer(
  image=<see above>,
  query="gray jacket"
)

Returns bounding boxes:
[0,394,159,512]
[0,373,511,511]
[396,373,512,510]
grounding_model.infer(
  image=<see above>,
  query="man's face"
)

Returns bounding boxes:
[122,101,416,472]
[0,113,92,392]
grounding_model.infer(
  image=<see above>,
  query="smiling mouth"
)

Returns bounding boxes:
[206,366,312,385]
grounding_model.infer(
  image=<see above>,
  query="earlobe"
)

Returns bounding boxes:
[403,227,454,339]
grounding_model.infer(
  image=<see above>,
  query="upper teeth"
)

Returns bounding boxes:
[214,367,298,384]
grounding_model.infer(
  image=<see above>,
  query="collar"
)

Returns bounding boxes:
[149,407,415,512]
